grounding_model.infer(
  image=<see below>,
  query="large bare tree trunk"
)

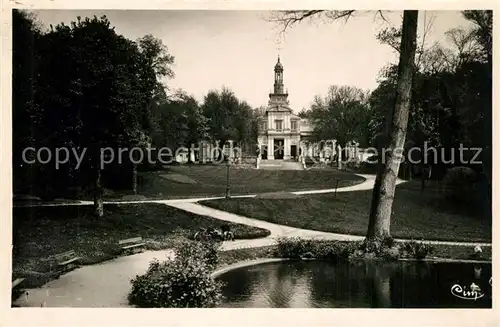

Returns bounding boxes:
[366,11,419,242]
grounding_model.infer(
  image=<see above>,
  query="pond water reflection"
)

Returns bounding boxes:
[217,260,492,308]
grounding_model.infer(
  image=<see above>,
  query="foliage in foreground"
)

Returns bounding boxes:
[128,240,223,308]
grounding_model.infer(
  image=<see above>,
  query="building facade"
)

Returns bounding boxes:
[257,56,314,160]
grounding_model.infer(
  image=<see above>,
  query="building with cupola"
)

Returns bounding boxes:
[257,56,314,160]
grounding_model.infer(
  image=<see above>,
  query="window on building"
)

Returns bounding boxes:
[275,120,283,132]
[260,122,267,131]
[291,120,298,132]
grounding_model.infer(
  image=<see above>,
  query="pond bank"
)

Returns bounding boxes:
[13,239,491,308]
[214,243,492,278]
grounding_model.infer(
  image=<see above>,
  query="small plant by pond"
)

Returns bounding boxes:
[400,240,434,260]
[128,240,223,308]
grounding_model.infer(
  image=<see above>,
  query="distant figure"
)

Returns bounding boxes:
[473,245,483,259]
[224,230,234,241]
[193,228,207,241]
[212,228,224,241]
[194,226,234,242]
[220,224,234,241]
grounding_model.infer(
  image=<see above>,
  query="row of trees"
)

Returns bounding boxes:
[13,10,260,216]
[301,85,372,148]
[299,11,491,181]
[370,11,491,181]
[271,10,491,246]
[14,12,158,215]
[148,88,259,161]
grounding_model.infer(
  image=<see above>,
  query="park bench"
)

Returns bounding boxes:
[12,278,25,289]
[119,236,146,251]
[54,250,81,267]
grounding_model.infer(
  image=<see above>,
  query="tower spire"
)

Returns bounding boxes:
[273,55,284,94]
[269,54,288,107]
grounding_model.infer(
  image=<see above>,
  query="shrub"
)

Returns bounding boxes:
[275,237,314,259]
[274,237,360,261]
[128,240,222,308]
[314,241,360,261]
[359,238,383,255]
[355,237,403,261]
[401,240,434,260]
[443,166,477,203]
[175,239,220,269]
[379,246,401,261]
[382,236,395,248]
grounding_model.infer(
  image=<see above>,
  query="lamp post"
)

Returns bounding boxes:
[225,154,231,199]
[256,144,260,169]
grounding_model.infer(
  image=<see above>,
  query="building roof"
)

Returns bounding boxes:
[274,56,283,71]
[267,104,292,112]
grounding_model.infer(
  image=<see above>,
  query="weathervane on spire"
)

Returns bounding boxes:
[276,39,282,58]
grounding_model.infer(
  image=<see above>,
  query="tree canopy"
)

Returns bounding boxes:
[12,10,262,209]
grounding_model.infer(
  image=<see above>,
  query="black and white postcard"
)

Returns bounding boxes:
[1,1,498,327]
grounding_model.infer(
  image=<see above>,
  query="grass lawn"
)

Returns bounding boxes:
[201,181,491,243]
[12,203,270,287]
[104,165,365,199]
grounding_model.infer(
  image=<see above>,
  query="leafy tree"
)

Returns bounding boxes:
[370,10,491,188]
[15,14,162,215]
[202,88,240,145]
[202,87,258,158]
[153,91,191,149]
[461,10,492,64]
[297,108,311,118]
[173,90,209,161]
[255,106,267,117]
[12,10,43,195]
[234,100,259,147]
[137,34,175,81]
[137,34,175,144]
[461,10,492,190]
[307,85,372,147]
[149,89,210,164]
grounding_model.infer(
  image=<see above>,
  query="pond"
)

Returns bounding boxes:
[217,260,492,308]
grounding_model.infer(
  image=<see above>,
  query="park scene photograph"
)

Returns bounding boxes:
[10,9,492,309]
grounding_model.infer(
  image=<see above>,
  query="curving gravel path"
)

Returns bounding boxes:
[13,174,381,208]
[12,174,491,308]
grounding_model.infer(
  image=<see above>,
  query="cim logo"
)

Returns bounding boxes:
[450,283,485,300]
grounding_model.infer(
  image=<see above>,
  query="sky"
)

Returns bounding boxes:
[31,10,472,112]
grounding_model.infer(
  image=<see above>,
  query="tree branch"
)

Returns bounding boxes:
[416,12,436,70]
[268,10,356,36]
[376,10,390,24]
